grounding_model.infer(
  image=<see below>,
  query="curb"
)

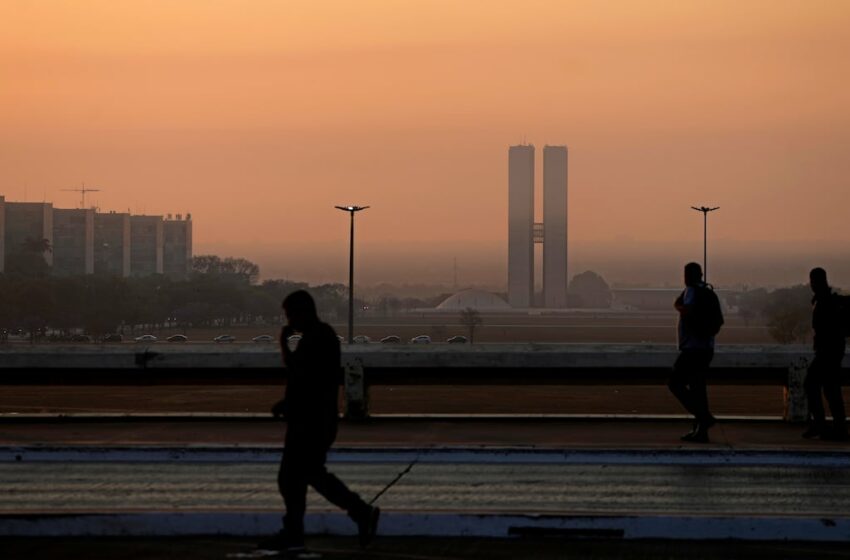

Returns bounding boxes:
[2,446,849,467]
[1,511,849,541]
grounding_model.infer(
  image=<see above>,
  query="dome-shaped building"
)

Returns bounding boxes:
[436,289,511,312]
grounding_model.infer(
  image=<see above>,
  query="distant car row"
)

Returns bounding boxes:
[343,335,468,344]
[76,334,278,343]
[64,333,469,344]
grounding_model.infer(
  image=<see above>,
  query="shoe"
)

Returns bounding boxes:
[257,530,305,554]
[820,427,849,442]
[357,505,380,549]
[681,429,709,443]
[801,425,823,439]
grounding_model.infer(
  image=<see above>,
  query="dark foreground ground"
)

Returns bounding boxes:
[3,537,850,560]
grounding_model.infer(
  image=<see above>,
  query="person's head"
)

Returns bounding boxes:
[684,262,703,287]
[809,267,830,295]
[282,290,318,331]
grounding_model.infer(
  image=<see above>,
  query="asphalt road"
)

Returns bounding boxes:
[4,460,850,518]
[4,536,850,560]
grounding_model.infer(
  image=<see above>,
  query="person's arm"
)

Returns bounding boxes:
[280,325,297,368]
[675,288,696,316]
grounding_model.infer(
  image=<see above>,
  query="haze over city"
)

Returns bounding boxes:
[2,0,849,288]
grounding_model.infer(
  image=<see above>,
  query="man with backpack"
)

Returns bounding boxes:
[669,262,724,443]
[804,268,848,441]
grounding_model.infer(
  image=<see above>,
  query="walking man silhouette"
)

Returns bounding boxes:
[669,262,721,443]
[803,268,848,441]
[262,290,379,556]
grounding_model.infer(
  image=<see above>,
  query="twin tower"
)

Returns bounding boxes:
[508,144,568,308]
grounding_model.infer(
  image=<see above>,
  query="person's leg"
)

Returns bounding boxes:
[669,352,698,418]
[689,350,715,426]
[303,444,370,518]
[278,445,309,549]
[304,443,380,547]
[804,356,827,432]
[821,353,847,436]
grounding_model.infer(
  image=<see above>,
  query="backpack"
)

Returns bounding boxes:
[837,294,850,338]
[693,285,724,338]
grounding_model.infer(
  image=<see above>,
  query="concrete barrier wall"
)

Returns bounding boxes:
[0,343,835,370]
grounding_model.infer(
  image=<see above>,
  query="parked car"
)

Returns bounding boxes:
[213,334,236,343]
[447,335,468,344]
[167,334,188,343]
[134,334,158,343]
[353,335,371,344]
[71,334,92,343]
[337,335,346,343]
[410,335,431,344]
[380,335,401,344]
[252,334,274,343]
[101,333,123,343]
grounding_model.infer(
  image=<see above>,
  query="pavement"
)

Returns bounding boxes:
[1,416,849,451]
[5,536,850,560]
[2,417,850,544]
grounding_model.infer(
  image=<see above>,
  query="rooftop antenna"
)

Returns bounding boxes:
[62,182,101,209]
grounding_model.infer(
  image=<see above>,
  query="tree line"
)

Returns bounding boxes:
[0,254,372,341]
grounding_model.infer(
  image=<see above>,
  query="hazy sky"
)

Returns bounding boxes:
[2,1,849,287]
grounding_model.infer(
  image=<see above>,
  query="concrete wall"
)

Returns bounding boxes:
[543,146,568,309]
[0,195,4,273]
[130,215,164,276]
[52,208,95,276]
[4,202,54,268]
[163,217,192,280]
[0,343,826,370]
[508,145,535,308]
[94,212,131,277]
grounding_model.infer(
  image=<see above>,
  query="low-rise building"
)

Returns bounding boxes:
[94,212,131,277]
[52,208,94,276]
[130,215,164,276]
[163,214,193,280]
[4,201,54,269]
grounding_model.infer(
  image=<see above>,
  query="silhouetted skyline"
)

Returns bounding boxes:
[2,2,849,289]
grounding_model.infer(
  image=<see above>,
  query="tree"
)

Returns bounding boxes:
[191,255,223,275]
[22,237,52,255]
[5,237,53,278]
[568,271,612,308]
[459,307,483,343]
[222,257,260,284]
[763,285,811,344]
[736,287,769,327]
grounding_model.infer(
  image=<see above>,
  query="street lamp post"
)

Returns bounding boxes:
[691,206,719,284]
[335,205,369,343]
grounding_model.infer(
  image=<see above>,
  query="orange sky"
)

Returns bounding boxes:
[2,1,849,286]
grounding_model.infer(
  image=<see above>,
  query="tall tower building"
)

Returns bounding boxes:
[94,212,131,277]
[543,146,568,308]
[4,202,54,269]
[508,145,535,308]
[52,208,95,276]
[130,215,164,276]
